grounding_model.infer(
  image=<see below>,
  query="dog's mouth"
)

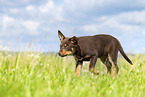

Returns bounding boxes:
[58,50,73,57]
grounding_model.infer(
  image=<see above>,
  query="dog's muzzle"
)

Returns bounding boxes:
[58,49,72,57]
[58,50,66,57]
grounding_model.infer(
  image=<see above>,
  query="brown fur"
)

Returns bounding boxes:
[58,30,133,76]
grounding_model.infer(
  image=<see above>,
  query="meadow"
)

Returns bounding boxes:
[0,51,145,97]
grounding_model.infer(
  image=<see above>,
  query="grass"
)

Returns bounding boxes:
[0,51,145,97]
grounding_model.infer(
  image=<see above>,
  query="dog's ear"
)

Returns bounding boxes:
[70,36,78,44]
[58,30,65,42]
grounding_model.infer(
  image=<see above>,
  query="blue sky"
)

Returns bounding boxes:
[0,0,145,53]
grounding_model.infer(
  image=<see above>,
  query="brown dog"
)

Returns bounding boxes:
[58,30,133,76]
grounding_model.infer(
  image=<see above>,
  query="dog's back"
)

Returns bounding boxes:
[78,34,120,57]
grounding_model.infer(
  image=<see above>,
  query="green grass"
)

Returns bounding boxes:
[0,51,145,97]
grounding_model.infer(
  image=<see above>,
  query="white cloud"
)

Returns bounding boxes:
[26,5,35,11]
[0,0,47,8]
[39,0,54,13]
[0,0,145,53]
[62,0,145,17]
[2,15,14,26]
[1,15,15,34]
[0,15,41,37]
[9,8,19,14]
[23,20,40,35]
[143,31,145,35]
[81,10,145,36]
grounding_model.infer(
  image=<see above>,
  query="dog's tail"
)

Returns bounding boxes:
[119,44,133,65]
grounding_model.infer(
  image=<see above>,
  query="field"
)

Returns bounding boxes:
[0,51,145,97]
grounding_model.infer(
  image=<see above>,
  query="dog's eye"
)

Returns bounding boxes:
[64,44,68,47]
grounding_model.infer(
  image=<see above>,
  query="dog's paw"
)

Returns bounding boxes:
[94,70,99,75]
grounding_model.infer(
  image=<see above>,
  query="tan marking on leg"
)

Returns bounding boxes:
[106,63,112,76]
[75,65,82,77]
[108,54,117,76]
[89,67,99,75]
[94,70,99,75]
[113,68,117,76]
[100,56,112,76]
[107,73,110,76]
[107,70,111,76]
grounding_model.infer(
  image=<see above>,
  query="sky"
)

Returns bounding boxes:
[0,0,145,53]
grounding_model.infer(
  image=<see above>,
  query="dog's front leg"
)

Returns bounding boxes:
[75,61,83,77]
[89,56,99,75]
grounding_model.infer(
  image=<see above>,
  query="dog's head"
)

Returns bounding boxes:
[58,30,78,57]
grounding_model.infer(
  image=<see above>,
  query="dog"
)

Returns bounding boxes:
[58,30,133,76]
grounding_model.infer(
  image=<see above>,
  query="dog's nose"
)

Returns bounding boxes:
[58,50,62,56]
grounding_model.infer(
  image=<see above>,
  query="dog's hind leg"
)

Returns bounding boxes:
[88,56,99,75]
[107,44,119,76]
[100,56,112,76]
[108,53,119,76]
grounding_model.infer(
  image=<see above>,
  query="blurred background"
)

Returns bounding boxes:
[0,0,145,53]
